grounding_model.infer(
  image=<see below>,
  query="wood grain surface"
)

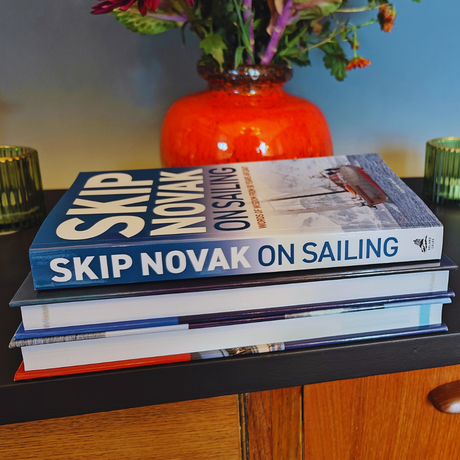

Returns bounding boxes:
[0,395,241,460]
[303,364,460,460]
[243,387,302,460]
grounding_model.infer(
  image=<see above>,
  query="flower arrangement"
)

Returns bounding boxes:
[92,0,418,81]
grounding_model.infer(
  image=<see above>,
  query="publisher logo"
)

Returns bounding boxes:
[413,236,434,252]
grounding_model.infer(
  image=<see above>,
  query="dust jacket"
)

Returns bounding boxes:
[29,154,443,290]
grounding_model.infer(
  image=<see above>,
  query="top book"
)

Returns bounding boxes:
[29,154,443,290]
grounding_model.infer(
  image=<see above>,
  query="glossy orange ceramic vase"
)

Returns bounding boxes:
[160,65,333,167]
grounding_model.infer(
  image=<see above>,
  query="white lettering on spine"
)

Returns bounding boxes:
[141,252,164,275]
[166,251,187,274]
[186,249,209,272]
[208,248,230,271]
[111,254,132,278]
[231,246,251,269]
[49,246,252,284]
[74,257,98,280]
[100,255,109,279]
[50,254,138,282]
[50,258,72,282]
[140,246,251,277]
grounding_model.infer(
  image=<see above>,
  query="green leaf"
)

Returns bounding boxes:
[320,39,348,81]
[323,54,347,81]
[199,34,228,69]
[253,18,263,31]
[234,45,245,68]
[111,9,180,35]
[288,53,311,67]
[285,26,308,50]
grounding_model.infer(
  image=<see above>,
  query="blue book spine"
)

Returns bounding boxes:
[29,155,443,290]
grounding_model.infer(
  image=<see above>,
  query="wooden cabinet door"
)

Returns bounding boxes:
[303,364,460,460]
[242,387,303,460]
[0,395,242,460]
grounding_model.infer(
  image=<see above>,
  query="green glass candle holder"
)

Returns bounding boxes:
[423,137,460,205]
[0,146,46,234]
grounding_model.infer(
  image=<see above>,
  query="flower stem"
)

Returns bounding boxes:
[233,0,255,64]
[261,0,294,65]
[145,11,187,23]
[305,26,344,52]
[336,3,393,13]
[350,24,358,58]
[242,0,254,64]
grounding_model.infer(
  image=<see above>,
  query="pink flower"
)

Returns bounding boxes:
[346,57,371,71]
[91,0,194,16]
[92,0,137,15]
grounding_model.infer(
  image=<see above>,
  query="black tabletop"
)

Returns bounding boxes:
[1,179,460,425]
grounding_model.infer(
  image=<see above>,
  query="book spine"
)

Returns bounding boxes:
[18,291,453,335]
[20,304,445,370]
[30,226,444,290]
[16,324,448,379]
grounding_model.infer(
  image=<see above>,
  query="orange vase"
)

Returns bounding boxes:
[160,65,333,167]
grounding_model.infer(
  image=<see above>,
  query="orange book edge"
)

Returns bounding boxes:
[14,353,191,381]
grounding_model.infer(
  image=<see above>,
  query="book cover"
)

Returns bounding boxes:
[17,302,448,371]
[29,154,443,290]
[14,324,448,380]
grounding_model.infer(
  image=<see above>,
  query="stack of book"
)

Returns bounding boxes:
[9,154,456,380]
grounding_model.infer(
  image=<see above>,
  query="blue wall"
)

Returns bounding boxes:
[1,1,459,187]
